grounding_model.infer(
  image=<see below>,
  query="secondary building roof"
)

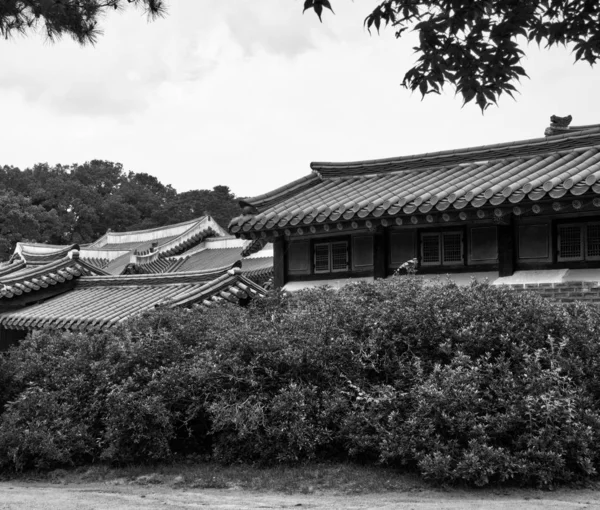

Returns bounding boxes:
[0,267,266,332]
[0,253,107,300]
[11,243,81,266]
[87,216,228,254]
[230,119,600,235]
[133,236,273,283]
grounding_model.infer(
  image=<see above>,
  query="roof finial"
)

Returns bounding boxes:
[545,114,573,136]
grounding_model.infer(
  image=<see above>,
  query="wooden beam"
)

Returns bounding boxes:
[273,237,286,289]
[373,229,387,279]
[497,217,515,277]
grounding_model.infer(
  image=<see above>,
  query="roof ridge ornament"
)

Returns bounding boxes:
[545,114,573,136]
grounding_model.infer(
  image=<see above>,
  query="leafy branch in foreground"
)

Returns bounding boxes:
[304,0,600,111]
[0,0,165,44]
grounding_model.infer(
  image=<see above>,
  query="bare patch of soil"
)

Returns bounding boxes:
[1,481,600,509]
[2,464,600,509]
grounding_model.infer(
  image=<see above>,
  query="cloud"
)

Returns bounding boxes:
[223,4,318,58]
[0,1,368,119]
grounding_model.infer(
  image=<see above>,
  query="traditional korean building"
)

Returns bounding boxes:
[229,116,600,300]
[0,216,271,349]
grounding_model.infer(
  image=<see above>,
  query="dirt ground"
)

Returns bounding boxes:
[2,482,600,509]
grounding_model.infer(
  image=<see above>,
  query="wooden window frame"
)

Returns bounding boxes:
[557,221,600,262]
[312,237,350,274]
[419,229,465,267]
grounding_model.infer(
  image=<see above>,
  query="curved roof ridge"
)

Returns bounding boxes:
[0,260,26,278]
[87,216,212,248]
[108,216,207,237]
[0,256,105,286]
[77,265,234,287]
[16,243,81,265]
[310,127,600,175]
[0,255,108,300]
[237,174,321,211]
[16,242,79,251]
[156,223,220,257]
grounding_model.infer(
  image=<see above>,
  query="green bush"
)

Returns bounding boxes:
[0,385,92,471]
[2,276,600,487]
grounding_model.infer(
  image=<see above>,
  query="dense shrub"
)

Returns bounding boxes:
[2,276,600,486]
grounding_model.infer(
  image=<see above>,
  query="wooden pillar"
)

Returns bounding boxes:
[273,237,286,289]
[373,228,387,279]
[497,218,515,277]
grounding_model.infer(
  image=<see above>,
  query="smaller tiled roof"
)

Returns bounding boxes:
[174,248,243,273]
[134,240,273,278]
[13,243,80,266]
[88,216,228,257]
[241,258,274,286]
[135,257,187,274]
[0,268,267,332]
[177,235,248,257]
[0,260,26,278]
[80,257,110,270]
[241,238,267,257]
[0,254,108,300]
[98,237,178,252]
[103,251,134,276]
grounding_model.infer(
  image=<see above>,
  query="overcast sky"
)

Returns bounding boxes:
[1,0,599,199]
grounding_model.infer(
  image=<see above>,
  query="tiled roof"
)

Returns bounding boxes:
[241,238,268,257]
[103,251,134,276]
[13,243,80,266]
[230,126,600,234]
[0,268,267,332]
[0,254,108,300]
[157,227,217,257]
[136,257,187,274]
[241,258,274,286]
[80,257,110,270]
[135,244,273,276]
[242,257,273,272]
[88,216,228,257]
[174,248,243,273]
[0,260,26,278]
[96,236,178,252]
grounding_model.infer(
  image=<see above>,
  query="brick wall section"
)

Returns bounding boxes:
[501,281,600,304]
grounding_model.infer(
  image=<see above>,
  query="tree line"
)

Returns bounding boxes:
[0,160,240,260]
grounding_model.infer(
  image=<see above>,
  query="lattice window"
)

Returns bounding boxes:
[314,244,330,273]
[331,242,349,271]
[443,232,463,264]
[587,224,600,259]
[420,231,464,266]
[313,241,349,273]
[421,234,441,265]
[558,225,583,261]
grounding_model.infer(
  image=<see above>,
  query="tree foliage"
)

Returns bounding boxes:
[0,190,59,260]
[0,161,239,259]
[0,0,165,44]
[305,0,600,110]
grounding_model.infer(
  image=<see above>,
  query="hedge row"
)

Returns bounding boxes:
[2,276,600,486]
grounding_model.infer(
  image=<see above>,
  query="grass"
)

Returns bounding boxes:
[4,461,429,495]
